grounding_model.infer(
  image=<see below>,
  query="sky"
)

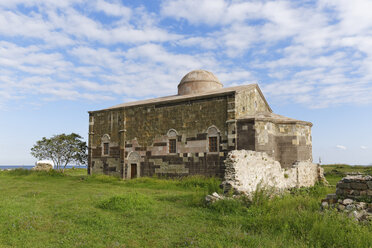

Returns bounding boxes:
[0,0,371,165]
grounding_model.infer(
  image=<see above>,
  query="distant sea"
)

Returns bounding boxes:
[0,165,87,170]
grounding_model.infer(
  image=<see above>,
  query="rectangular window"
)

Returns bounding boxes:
[103,143,109,155]
[169,139,176,153]
[209,137,218,152]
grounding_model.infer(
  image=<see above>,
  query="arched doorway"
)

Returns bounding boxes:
[127,151,141,179]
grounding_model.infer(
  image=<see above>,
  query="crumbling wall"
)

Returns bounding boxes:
[336,175,372,201]
[222,150,323,195]
[321,175,371,222]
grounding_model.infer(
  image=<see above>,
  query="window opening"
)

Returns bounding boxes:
[169,139,176,153]
[209,137,218,152]
[103,142,109,155]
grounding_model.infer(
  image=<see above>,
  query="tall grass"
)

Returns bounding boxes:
[176,175,222,194]
[0,167,371,247]
[206,185,371,247]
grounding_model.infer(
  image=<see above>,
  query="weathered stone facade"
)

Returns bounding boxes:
[88,70,313,179]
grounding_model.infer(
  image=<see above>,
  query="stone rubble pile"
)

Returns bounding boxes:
[205,192,225,204]
[205,192,242,204]
[336,175,372,200]
[321,175,372,222]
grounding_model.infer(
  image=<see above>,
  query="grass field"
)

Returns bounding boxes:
[0,166,371,248]
[321,164,372,185]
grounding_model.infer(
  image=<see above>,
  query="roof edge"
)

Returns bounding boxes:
[254,84,272,113]
[88,89,239,114]
[239,116,313,126]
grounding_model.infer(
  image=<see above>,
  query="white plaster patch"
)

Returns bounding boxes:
[222,150,322,195]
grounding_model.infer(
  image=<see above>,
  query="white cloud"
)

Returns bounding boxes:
[360,146,367,150]
[161,0,227,25]
[0,0,371,110]
[161,0,372,107]
[95,0,132,18]
[336,145,347,150]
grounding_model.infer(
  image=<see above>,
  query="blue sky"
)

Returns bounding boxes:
[0,0,371,165]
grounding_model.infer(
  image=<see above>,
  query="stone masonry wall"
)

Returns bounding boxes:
[321,175,371,222]
[336,175,372,201]
[235,87,270,118]
[89,94,233,178]
[222,150,323,195]
[254,121,312,168]
[236,119,255,151]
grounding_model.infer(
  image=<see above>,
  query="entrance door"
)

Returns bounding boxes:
[131,164,137,179]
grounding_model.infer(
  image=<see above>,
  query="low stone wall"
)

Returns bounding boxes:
[222,150,325,195]
[336,175,372,200]
[321,175,371,222]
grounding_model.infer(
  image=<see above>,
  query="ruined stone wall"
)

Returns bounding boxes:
[321,175,371,222]
[222,150,322,195]
[336,175,372,201]
[89,94,234,178]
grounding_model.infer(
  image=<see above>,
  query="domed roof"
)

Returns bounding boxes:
[178,70,223,95]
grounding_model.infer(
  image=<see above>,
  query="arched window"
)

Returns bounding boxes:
[207,126,219,153]
[167,129,178,154]
[101,134,110,156]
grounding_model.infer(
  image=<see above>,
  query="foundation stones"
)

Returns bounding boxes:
[321,175,372,222]
[336,175,372,201]
[205,192,224,204]
[343,198,353,205]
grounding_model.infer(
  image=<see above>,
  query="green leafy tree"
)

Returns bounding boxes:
[31,133,87,171]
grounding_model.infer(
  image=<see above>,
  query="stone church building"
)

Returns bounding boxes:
[88,70,313,179]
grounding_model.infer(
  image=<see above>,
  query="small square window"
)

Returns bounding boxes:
[169,139,176,153]
[103,143,109,155]
[209,137,218,152]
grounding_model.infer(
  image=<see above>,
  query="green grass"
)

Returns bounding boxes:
[0,167,371,248]
[322,164,372,186]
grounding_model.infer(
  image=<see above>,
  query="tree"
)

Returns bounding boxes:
[31,133,87,171]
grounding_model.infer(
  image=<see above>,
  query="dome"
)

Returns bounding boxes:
[178,70,223,95]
